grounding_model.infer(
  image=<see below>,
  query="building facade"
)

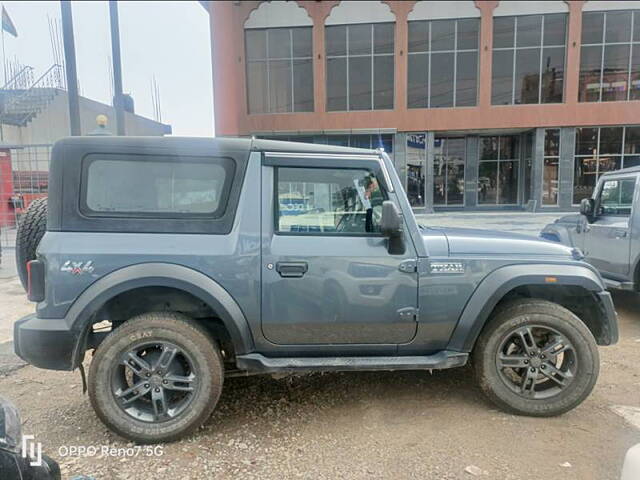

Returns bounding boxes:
[206,0,640,211]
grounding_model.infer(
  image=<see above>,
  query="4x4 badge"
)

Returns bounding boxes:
[61,260,94,275]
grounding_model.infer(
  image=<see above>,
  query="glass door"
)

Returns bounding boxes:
[478,135,520,205]
[434,137,465,206]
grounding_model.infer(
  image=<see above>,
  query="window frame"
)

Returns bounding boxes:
[244,26,314,114]
[325,22,395,112]
[433,136,467,206]
[273,165,388,237]
[79,153,236,220]
[491,13,568,105]
[579,9,640,103]
[477,135,522,206]
[264,154,391,237]
[407,17,480,109]
[593,175,638,218]
[572,125,640,205]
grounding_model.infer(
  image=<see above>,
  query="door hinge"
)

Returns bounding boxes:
[397,306,419,321]
[398,259,418,273]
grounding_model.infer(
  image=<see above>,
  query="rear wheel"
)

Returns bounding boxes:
[88,312,223,443]
[473,299,599,417]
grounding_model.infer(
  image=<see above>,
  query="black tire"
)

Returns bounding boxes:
[15,197,47,291]
[473,298,599,417]
[88,312,223,443]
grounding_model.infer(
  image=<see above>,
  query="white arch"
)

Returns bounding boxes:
[494,1,568,17]
[408,1,480,21]
[583,1,640,11]
[325,1,395,26]
[244,1,312,29]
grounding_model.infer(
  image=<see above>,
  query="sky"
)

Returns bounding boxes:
[2,1,214,136]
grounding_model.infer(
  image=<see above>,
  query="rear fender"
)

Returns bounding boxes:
[64,263,254,368]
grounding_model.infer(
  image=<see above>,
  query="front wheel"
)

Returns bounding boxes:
[473,299,599,417]
[88,312,223,443]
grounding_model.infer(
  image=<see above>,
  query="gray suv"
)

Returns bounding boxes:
[541,166,640,290]
[14,137,617,443]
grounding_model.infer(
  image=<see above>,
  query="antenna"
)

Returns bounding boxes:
[151,75,162,123]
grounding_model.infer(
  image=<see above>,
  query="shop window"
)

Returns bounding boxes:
[579,10,640,102]
[408,18,479,108]
[326,23,395,111]
[573,126,640,204]
[245,27,314,114]
[491,14,566,105]
[479,136,520,205]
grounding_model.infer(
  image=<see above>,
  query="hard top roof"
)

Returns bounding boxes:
[53,136,380,156]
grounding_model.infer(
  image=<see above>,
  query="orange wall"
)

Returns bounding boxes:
[208,1,640,137]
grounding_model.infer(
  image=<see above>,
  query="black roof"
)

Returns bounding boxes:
[53,136,379,156]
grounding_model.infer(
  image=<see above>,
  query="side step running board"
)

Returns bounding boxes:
[234,351,468,375]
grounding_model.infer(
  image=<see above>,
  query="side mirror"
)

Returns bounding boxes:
[580,198,595,222]
[380,201,405,254]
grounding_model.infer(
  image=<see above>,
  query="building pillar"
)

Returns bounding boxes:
[209,1,245,135]
[465,135,479,207]
[385,1,411,119]
[394,132,408,191]
[476,1,498,108]
[532,128,545,211]
[302,1,338,114]
[558,127,576,209]
[565,1,585,105]
[424,131,435,213]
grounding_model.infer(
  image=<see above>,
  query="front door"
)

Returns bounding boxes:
[584,175,637,278]
[260,155,419,346]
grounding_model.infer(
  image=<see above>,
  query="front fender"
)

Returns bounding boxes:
[447,263,608,352]
[65,263,255,367]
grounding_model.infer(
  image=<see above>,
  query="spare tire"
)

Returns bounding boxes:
[16,197,47,291]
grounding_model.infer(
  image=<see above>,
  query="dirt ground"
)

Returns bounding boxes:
[1,287,639,479]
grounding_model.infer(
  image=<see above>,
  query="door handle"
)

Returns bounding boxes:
[276,261,308,278]
[614,229,628,239]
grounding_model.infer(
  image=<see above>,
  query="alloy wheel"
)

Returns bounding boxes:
[111,341,198,423]
[495,324,578,400]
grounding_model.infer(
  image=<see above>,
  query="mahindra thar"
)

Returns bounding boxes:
[14,137,617,443]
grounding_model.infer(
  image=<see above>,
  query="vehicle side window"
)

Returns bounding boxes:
[275,167,387,234]
[597,177,636,217]
[82,155,235,218]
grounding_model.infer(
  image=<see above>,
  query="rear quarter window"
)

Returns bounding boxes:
[81,154,235,218]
